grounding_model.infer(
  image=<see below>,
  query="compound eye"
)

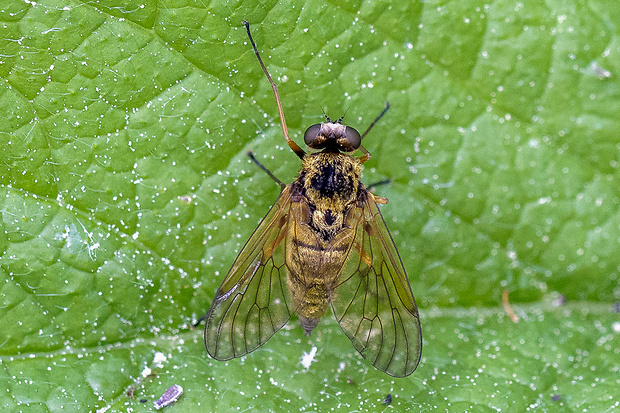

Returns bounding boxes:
[344,126,361,150]
[303,124,322,146]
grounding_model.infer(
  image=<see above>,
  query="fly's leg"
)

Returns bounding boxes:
[243,21,306,160]
[358,102,390,163]
[247,151,286,190]
[366,179,391,194]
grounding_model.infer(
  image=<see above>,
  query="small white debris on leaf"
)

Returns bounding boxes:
[300,346,317,369]
[153,352,167,368]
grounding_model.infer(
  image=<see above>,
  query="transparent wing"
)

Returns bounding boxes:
[330,189,422,377]
[205,185,296,360]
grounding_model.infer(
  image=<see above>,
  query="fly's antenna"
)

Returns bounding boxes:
[320,107,331,123]
[358,102,390,163]
[243,21,306,160]
[337,107,350,124]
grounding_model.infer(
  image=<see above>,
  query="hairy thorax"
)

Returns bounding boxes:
[298,151,362,239]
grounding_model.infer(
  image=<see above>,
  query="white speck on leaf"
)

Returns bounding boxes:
[300,346,317,370]
[153,352,167,368]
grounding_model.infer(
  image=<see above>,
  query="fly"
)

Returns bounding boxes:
[203,21,422,377]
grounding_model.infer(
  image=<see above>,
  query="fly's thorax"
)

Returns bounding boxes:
[299,152,362,235]
[301,152,362,206]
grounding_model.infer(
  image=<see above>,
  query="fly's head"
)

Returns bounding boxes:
[303,115,361,153]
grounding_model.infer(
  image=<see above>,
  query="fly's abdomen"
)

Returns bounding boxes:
[289,278,329,336]
[285,197,355,335]
[286,238,333,335]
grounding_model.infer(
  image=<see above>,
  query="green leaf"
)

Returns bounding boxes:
[1,0,618,411]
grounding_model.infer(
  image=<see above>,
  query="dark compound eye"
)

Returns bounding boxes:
[343,126,361,150]
[303,124,322,146]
